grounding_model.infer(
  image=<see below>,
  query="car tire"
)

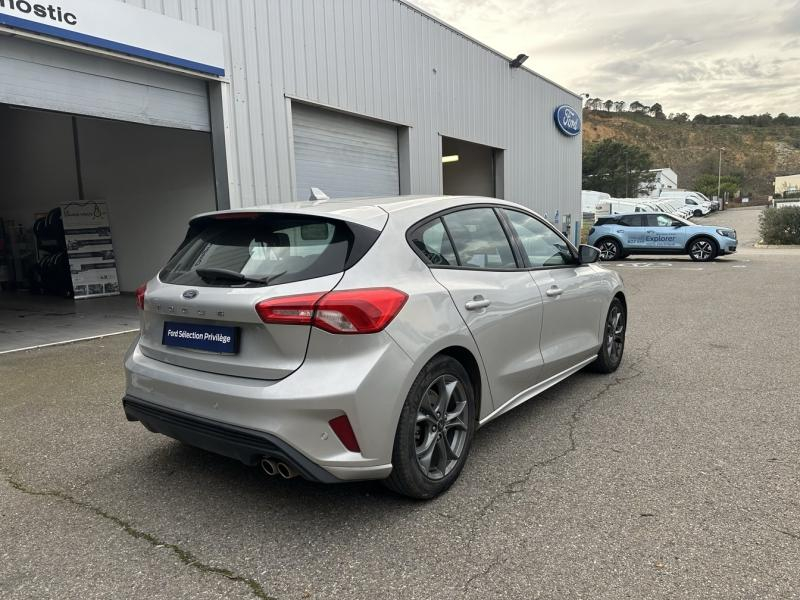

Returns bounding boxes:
[384,355,476,500]
[597,238,622,261]
[693,209,703,218]
[688,237,718,262]
[588,297,626,374]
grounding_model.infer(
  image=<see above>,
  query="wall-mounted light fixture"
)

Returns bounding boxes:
[509,54,528,68]
[441,155,460,163]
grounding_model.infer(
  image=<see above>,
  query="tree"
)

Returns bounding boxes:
[582,140,657,197]
[671,112,689,123]
[629,101,644,113]
[755,113,773,127]
[614,100,627,112]
[650,103,666,119]
[693,173,740,199]
[603,99,614,112]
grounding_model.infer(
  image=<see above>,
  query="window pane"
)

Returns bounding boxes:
[442,208,517,269]
[159,215,358,287]
[409,218,458,266]
[656,214,674,227]
[503,210,574,268]
[619,215,642,227]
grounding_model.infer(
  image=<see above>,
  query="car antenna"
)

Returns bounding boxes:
[309,187,329,203]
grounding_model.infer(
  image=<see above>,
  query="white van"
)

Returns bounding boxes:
[595,198,657,216]
[658,190,715,215]
[582,190,610,214]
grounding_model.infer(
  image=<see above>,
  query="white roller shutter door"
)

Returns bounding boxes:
[0,35,210,131]
[292,103,399,200]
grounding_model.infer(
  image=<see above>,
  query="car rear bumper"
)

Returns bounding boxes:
[123,395,342,482]
[123,328,414,482]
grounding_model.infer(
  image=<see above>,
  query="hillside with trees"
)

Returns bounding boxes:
[581,104,800,200]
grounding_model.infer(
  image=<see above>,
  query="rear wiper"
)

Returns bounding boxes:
[195,268,286,286]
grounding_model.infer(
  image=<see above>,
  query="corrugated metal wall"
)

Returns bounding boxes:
[117,0,581,221]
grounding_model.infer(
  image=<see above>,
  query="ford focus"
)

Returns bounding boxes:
[123,196,626,498]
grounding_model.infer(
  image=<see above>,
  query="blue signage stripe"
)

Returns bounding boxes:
[0,12,224,77]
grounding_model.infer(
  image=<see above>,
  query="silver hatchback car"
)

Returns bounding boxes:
[124,196,626,498]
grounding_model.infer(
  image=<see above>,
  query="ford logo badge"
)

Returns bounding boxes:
[554,105,581,137]
[182,289,199,299]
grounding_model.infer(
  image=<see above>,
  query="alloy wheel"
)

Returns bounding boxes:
[414,375,469,480]
[691,240,713,260]
[605,304,625,364]
[599,241,619,260]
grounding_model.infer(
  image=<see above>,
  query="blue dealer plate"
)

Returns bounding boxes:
[162,322,240,354]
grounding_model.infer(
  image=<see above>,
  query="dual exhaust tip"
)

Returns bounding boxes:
[260,456,297,479]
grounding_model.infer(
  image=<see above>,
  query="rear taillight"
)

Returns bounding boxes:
[328,415,360,452]
[135,283,147,310]
[255,288,408,334]
[254,292,325,325]
[315,288,408,334]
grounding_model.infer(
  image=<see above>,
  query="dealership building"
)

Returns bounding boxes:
[0,0,582,348]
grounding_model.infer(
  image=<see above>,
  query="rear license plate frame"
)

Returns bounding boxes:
[162,321,240,354]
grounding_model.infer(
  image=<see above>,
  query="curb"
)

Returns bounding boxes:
[753,244,800,249]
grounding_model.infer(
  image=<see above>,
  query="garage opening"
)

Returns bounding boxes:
[0,103,216,352]
[441,136,503,198]
[292,102,400,201]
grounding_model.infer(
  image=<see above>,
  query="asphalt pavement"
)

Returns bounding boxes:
[1,207,798,599]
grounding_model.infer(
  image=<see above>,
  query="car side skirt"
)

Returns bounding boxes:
[616,249,689,255]
[478,355,598,426]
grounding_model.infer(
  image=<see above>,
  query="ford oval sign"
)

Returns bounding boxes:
[554,105,581,137]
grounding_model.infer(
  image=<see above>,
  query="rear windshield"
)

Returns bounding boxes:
[159,214,378,287]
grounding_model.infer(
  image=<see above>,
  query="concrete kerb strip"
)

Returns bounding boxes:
[753,243,800,249]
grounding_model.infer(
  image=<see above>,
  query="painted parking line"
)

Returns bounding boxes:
[612,263,705,271]
[0,328,139,355]
[610,260,749,271]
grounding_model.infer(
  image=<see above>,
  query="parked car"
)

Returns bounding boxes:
[644,199,694,219]
[123,196,627,499]
[658,190,718,213]
[588,212,737,261]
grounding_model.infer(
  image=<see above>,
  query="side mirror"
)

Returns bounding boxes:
[673,222,684,227]
[578,244,600,264]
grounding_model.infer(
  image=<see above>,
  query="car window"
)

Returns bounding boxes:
[441,208,517,269]
[648,214,678,227]
[159,214,373,287]
[502,209,575,268]
[409,218,458,266]
[619,215,644,227]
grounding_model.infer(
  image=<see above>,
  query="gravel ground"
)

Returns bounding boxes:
[1,208,798,600]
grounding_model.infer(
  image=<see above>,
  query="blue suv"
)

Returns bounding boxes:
[588,213,737,262]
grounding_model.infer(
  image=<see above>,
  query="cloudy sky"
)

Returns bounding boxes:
[413,0,800,117]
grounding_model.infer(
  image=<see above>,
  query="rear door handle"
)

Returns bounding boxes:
[465,296,491,311]
[545,286,564,298]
